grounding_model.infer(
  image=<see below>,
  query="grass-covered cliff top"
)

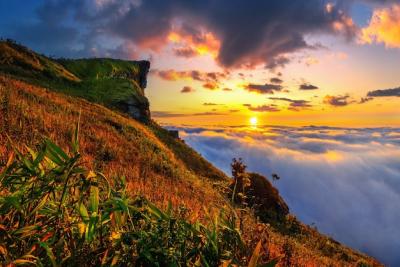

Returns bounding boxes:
[0,39,149,118]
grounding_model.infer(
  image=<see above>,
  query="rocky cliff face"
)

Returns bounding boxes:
[113,60,151,122]
[137,60,150,89]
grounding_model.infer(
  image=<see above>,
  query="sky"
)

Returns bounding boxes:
[0,0,399,127]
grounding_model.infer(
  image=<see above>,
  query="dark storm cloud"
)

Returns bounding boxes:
[171,125,400,266]
[6,0,81,57]
[6,0,358,68]
[299,83,319,90]
[245,83,283,94]
[367,87,400,97]
[108,0,357,68]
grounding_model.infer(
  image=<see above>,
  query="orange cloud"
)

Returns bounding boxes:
[181,86,195,93]
[361,4,400,48]
[152,69,228,85]
[203,82,218,90]
[168,29,220,58]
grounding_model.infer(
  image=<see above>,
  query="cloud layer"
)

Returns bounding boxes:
[165,124,400,266]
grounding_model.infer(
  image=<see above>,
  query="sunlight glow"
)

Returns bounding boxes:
[250,117,258,126]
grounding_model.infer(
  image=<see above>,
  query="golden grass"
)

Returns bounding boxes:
[0,75,382,266]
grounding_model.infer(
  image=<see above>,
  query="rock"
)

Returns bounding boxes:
[247,172,289,221]
[230,172,289,222]
[168,130,180,139]
[115,60,151,122]
[137,60,150,89]
[117,97,150,123]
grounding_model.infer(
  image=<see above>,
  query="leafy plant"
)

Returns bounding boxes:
[0,126,246,266]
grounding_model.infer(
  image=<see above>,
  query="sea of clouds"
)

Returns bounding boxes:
[166,125,400,266]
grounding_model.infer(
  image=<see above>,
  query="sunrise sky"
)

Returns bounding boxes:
[1,0,399,126]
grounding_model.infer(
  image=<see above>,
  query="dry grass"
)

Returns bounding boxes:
[0,75,382,266]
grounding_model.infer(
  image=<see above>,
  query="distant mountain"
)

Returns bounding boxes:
[0,40,381,266]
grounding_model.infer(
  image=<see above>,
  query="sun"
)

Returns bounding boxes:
[249,117,258,126]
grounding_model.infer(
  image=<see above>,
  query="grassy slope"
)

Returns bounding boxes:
[0,76,381,267]
[0,40,147,113]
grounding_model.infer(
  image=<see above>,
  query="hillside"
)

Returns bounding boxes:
[0,41,381,266]
[0,40,150,121]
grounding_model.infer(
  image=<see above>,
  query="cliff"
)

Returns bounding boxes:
[0,39,151,121]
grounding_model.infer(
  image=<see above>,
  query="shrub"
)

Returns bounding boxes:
[0,128,245,266]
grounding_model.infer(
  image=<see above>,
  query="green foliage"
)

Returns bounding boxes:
[0,131,244,266]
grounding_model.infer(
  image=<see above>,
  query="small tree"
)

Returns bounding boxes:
[231,158,250,203]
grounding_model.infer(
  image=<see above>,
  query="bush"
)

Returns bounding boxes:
[0,129,244,266]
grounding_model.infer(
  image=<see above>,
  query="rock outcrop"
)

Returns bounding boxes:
[115,60,151,122]
[229,172,289,222]
[137,60,150,89]
[246,172,289,222]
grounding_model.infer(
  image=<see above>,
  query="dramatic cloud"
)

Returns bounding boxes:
[361,3,400,48]
[203,102,219,106]
[367,86,400,97]
[181,86,195,93]
[269,97,313,111]
[245,83,283,94]
[246,104,280,112]
[323,95,351,106]
[168,28,220,58]
[166,125,400,266]
[299,83,319,90]
[7,0,358,69]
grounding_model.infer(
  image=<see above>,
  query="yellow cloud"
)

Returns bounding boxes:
[361,4,400,48]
